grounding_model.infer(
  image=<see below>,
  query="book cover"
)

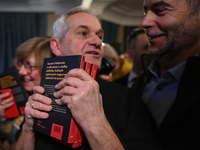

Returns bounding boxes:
[0,66,28,118]
[33,55,85,147]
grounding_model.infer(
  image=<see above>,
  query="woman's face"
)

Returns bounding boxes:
[18,53,41,92]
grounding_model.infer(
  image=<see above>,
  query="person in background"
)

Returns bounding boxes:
[12,7,161,150]
[131,0,200,149]
[0,36,54,150]
[17,36,55,94]
[114,28,149,88]
[103,43,133,82]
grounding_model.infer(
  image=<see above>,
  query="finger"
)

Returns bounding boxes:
[66,68,92,81]
[0,92,10,100]
[55,75,84,90]
[55,95,73,110]
[1,96,14,105]
[54,77,71,90]
[1,101,14,110]
[65,69,98,88]
[23,106,49,132]
[55,96,69,106]
[29,94,52,112]
[55,77,85,95]
[55,69,92,90]
[30,100,52,112]
[100,72,113,81]
[30,93,52,105]
[100,74,110,81]
[54,82,78,98]
[33,86,45,94]
[25,102,49,120]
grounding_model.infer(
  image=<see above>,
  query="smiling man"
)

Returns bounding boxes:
[131,0,200,149]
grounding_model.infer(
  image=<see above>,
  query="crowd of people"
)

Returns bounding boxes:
[0,0,200,149]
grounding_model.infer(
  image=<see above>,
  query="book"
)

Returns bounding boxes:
[0,66,28,118]
[72,62,98,148]
[33,55,85,148]
[33,55,99,148]
[70,62,98,148]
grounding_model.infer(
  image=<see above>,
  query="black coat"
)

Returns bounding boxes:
[114,73,129,87]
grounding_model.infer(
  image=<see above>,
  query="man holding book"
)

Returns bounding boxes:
[11,7,161,150]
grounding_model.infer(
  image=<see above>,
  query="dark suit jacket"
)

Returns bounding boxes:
[132,54,200,150]
[114,72,129,87]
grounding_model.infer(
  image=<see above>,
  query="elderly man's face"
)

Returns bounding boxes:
[58,12,104,67]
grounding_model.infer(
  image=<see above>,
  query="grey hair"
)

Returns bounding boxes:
[52,6,92,40]
[185,0,200,14]
[103,43,119,59]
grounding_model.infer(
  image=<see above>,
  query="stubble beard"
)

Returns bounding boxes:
[149,13,199,62]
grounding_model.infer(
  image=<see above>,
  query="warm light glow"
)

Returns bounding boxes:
[81,0,93,9]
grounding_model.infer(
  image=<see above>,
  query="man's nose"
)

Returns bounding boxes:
[88,34,102,48]
[140,11,156,30]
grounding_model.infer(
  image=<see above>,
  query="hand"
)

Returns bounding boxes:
[54,69,124,150]
[0,92,14,121]
[99,72,112,82]
[23,86,52,132]
[54,69,105,130]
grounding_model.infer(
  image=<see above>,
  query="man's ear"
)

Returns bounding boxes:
[51,38,61,56]
[111,57,118,64]
[126,49,134,61]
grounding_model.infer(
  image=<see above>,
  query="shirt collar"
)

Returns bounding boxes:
[128,70,138,83]
[147,58,186,82]
[168,61,186,82]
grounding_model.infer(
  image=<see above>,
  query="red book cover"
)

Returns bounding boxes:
[90,64,98,79]
[0,88,19,118]
[0,66,27,118]
[72,122,79,148]
[67,118,76,143]
[84,62,91,74]
[78,128,83,146]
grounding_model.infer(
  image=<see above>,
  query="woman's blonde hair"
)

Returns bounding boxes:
[16,36,55,74]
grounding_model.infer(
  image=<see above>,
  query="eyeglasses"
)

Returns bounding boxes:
[18,60,39,74]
